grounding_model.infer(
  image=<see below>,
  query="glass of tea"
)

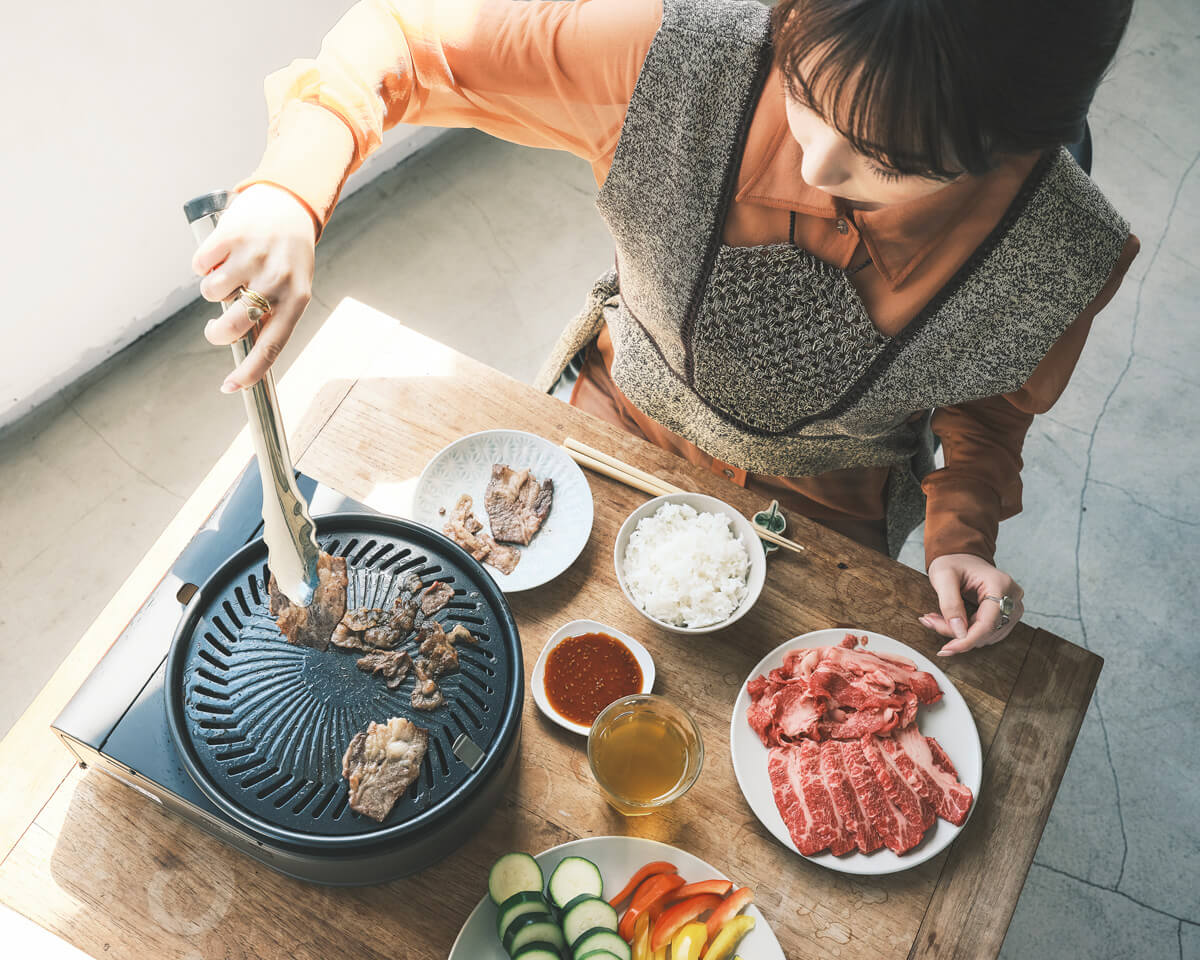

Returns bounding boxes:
[587,694,704,816]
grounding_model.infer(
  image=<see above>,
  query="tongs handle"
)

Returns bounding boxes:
[184,191,320,606]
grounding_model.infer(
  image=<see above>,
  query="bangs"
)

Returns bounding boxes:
[772,0,988,180]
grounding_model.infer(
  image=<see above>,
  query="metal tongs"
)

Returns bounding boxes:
[184,191,320,606]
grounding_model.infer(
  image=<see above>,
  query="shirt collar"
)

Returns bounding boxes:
[735,72,1038,289]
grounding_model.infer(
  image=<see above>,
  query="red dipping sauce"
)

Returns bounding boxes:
[544,632,643,726]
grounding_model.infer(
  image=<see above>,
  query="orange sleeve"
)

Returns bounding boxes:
[237,0,662,234]
[922,232,1141,567]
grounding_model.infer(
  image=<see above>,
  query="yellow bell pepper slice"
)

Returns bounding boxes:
[652,945,668,960]
[701,915,756,960]
[632,912,652,960]
[671,921,709,960]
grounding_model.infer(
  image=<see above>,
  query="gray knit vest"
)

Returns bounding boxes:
[537,0,1130,556]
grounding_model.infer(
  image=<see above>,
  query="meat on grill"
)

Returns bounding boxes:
[342,717,427,822]
[411,662,445,711]
[420,581,455,616]
[391,583,420,635]
[749,633,972,857]
[268,551,348,652]
[416,622,459,677]
[331,604,407,651]
[443,494,521,575]
[356,649,413,690]
[484,464,553,545]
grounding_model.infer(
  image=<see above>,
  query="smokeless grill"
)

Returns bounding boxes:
[53,466,524,885]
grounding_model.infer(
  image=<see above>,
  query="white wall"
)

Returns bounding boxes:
[0,0,439,429]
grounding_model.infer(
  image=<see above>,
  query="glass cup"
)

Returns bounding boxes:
[586,694,704,816]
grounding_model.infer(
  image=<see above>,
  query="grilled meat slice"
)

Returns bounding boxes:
[420,581,455,616]
[447,624,476,645]
[268,551,348,651]
[411,662,445,711]
[331,605,405,651]
[342,717,427,822]
[443,494,521,574]
[391,590,419,635]
[417,622,459,676]
[484,464,553,545]
[356,650,413,690]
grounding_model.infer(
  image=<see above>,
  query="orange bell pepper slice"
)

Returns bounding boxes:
[631,912,652,960]
[666,879,733,902]
[650,894,724,951]
[706,886,754,941]
[619,873,687,940]
[610,861,678,908]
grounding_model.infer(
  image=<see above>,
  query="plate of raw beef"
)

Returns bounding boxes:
[730,629,981,875]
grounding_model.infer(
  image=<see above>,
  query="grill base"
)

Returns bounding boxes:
[53,466,521,885]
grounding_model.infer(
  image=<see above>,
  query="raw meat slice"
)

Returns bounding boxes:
[342,717,427,821]
[884,727,974,826]
[419,581,454,616]
[767,746,822,855]
[841,738,907,854]
[484,464,554,545]
[355,650,413,690]
[860,735,935,852]
[268,551,348,651]
[819,740,883,854]
[774,685,825,741]
[796,741,850,855]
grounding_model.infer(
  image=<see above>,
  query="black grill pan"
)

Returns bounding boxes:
[165,513,522,851]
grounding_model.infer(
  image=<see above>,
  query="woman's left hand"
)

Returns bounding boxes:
[922,554,1025,656]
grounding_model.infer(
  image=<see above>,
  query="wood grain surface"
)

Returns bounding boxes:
[0,299,1101,960]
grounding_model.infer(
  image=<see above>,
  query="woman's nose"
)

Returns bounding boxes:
[800,137,850,189]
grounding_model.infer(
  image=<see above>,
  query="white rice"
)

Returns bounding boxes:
[621,502,750,628]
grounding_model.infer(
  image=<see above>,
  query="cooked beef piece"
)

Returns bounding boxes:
[268,552,348,651]
[331,605,405,651]
[391,591,419,635]
[446,624,476,645]
[342,717,427,822]
[356,650,413,690]
[411,662,445,711]
[417,622,459,676]
[484,464,554,545]
[404,573,424,593]
[443,494,522,574]
[420,581,455,616]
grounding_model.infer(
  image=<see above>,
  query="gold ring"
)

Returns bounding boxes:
[238,287,272,322]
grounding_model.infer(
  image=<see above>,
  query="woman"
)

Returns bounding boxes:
[193,0,1138,656]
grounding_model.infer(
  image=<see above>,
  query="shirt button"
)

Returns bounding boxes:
[835,218,850,235]
[722,468,735,479]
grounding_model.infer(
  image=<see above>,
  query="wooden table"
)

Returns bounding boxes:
[0,299,1101,960]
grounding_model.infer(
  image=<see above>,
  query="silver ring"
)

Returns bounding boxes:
[984,594,1013,628]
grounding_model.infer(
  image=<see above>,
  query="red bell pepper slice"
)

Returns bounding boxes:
[650,894,724,951]
[609,861,678,908]
[619,873,687,940]
[666,879,733,903]
[706,886,754,941]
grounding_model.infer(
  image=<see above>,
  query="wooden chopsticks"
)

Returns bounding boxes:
[562,437,805,554]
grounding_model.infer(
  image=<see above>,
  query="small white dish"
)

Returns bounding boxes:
[729,628,983,876]
[531,619,655,735]
[412,429,593,593]
[613,492,767,635]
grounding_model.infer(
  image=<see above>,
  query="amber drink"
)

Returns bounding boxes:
[587,694,703,815]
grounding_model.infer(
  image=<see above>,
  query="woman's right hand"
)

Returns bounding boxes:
[192,184,317,392]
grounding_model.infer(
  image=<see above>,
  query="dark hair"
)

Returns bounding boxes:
[772,0,1133,178]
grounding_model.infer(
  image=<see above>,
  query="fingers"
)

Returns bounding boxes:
[927,564,970,641]
[222,293,307,391]
[937,588,1027,657]
[204,301,256,346]
[192,228,233,276]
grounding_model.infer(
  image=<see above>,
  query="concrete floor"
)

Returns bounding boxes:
[2,0,1197,954]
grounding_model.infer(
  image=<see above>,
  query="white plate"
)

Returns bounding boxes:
[730,628,982,876]
[413,430,593,593]
[531,619,656,735]
[448,835,784,959]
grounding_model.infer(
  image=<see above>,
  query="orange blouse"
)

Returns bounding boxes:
[240,0,1139,566]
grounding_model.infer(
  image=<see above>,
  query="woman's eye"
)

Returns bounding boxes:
[869,163,904,184]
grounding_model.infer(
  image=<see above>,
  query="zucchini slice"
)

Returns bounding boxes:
[575,953,622,960]
[504,915,565,957]
[572,928,632,960]
[512,943,565,960]
[489,852,544,906]
[496,892,553,941]
[561,897,618,946]
[547,856,604,909]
